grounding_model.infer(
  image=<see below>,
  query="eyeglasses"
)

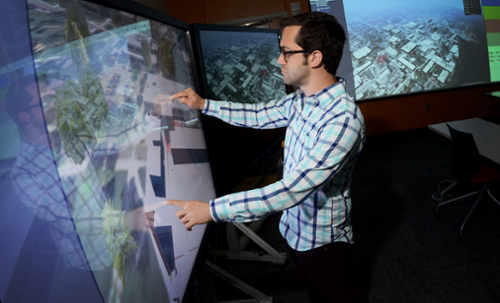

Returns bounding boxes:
[24,97,53,111]
[24,103,41,111]
[281,49,308,62]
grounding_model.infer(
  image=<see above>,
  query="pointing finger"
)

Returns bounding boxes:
[166,199,187,208]
[153,93,171,103]
[170,90,189,100]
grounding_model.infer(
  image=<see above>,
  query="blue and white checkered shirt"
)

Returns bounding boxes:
[203,79,365,251]
[9,110,158,269]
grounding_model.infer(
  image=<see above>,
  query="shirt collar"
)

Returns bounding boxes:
[296,77,348,108]
[314,77,348,108]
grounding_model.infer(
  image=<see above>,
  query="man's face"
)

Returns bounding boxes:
[278,25,310,88]
[20,82,57,133]
[22,82,45,128]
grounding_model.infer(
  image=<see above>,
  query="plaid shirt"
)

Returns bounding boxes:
[10,141,97,269]
[10,112,157,269]
[204,79,365,251]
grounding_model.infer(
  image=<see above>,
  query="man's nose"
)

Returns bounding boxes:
[277,52,286,65]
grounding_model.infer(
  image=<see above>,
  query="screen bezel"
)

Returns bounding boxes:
[189,23,288,197]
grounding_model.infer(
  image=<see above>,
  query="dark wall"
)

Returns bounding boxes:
[359,83,500,136]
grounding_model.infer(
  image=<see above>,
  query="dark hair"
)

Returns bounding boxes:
[5,75,39,125]
[280,12,346,76]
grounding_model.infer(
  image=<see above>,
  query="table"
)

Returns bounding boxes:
[483,92,500,113]
[483,91,500,99]
[428,117,500,165]
[484,91,500,99]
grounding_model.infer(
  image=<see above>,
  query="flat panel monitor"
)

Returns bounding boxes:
[0,1,216,302]
[190,24,288,196]
[309,0,495,102]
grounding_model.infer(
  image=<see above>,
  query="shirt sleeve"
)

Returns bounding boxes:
[209,113,364,223]
[202,95,292,129]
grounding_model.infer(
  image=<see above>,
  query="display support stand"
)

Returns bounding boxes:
[203,142,285,301]
[210,143,287,265]
[201,260,273,303]
[209,222,287,265]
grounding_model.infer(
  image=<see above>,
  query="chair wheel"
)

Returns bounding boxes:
[432,193,441,201]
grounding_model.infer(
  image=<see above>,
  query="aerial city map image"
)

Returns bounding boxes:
[342,0,490,100]
[198,30,288,103]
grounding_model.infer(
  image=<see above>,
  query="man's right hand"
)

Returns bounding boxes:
[170,88,206,110]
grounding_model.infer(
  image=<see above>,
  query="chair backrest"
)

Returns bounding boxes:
[447,124,483,182]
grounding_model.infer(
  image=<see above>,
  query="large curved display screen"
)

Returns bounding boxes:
[0,1,215,302]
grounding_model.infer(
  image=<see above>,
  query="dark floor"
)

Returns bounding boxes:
[195,117,500,303]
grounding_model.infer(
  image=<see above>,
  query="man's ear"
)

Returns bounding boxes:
[309,50,324,68]
[18,111,32,124]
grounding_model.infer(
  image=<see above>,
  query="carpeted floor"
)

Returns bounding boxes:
[197,118,500,303]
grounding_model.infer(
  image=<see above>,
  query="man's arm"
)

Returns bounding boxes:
[210,114,364,222]
[171,88,291,130]
[166,113,364,229]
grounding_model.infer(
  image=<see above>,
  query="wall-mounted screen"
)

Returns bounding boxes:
[195,29,288,103]
[0,1,216,302]
[483,0,500,82]
[190,24,287,196]
[309,0,494,102]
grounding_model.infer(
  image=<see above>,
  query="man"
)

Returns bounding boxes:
[4,76,111,302]
[168,12,367,303]
[4,75,167,302]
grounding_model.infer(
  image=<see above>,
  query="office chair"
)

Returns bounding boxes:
[434,124,500,240]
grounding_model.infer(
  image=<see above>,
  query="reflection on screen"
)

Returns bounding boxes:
[198,30,287,103]
[0,1,216,303]
[310,0,491,101]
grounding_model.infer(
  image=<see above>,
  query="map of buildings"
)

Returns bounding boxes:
[344,3,487,100]
[310,0,489,101]
[199,30,287,103]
